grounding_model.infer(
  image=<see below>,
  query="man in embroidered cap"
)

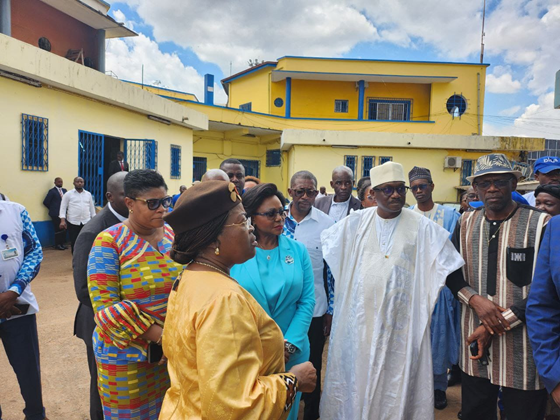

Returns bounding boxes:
[446,153,550,420]
[408,166,461,410]
[320,161,464,420]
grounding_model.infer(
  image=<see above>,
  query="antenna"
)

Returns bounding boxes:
[480,0,486,64]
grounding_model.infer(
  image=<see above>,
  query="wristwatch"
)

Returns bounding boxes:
[284,342,297,355]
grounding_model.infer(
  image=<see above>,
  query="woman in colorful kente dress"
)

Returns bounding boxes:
[87,169,181,419]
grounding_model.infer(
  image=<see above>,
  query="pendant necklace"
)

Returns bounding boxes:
[485,204,517,244]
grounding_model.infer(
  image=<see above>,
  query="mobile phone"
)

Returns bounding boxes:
[470,341,489,366]
[13,303,30,314]
[147,342,163,364]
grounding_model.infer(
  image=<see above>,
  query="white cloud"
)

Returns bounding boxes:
[486,72,522,94]
[499,105,521,116]
[106,33,228,104]
[513,92,560,137]
[116,0,378,74]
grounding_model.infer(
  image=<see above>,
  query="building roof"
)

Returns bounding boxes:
[40,0,137,38]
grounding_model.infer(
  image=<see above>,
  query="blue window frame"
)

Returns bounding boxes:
[446,94,467,117]
[335,100,349,113]
[368,98,411,121]
[266,150,281,167]
[240,102,252,111]
[379,156,393,164]
[21,114,48,171]
[239,159,260,178]
[125,139,157,170]
[344,155,357,180]
[170,145,181,179]
[461,159,474,186]
[193,157,207,182]
[362,156,375,177]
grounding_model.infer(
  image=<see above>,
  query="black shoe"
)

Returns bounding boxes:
[55,245,65,250]
[448,365,462,386]
[434,389,448,410]
[457,410,462,419]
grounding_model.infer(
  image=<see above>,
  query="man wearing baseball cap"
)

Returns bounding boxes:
[523,156,560,206]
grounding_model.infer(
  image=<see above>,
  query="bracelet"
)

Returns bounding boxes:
[156,329,164,346]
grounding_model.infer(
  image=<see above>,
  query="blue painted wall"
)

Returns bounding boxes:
[33,220,65,248]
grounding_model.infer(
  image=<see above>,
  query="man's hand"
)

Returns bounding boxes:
[0,305,22,319]
[323,314,333,336]
[467,325,492,360]
[552,383,560,407]
[469,295,510,335]
[59,219,67,230]
[0,291,19,316]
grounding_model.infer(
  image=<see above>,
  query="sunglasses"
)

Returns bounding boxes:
[411,183,430,192]
[130,196,173,210]
[253,207,287,220]
[292,188,318,198]
[372,186,409,196]
[474,179,512,190]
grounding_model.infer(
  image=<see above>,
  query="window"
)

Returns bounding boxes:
[344,155,357,180]
[368,99,411,121]
[193,157,207,182]
[22,114,48,171]
[362,156,375,177]
[274,98,284,108]
[239,159,260,178]
[460,159,474,186]
[266,149,281,167]
[170,145,181,179]
[379,156,393,165]
[335,100,349,113]
[240,102,252,111]
[125,139,158,170]
[446,94,467,117]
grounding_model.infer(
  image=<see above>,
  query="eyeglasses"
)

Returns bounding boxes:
[253,207,287,220]
[292,188,318,198]
[474,179,512,190]
[411,183,430,192]
[224,217,252,229]
[372,186,409,196]
[130,196,172,210]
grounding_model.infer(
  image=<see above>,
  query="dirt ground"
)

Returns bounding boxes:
[0,248,461,420]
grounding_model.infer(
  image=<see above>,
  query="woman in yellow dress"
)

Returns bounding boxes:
[160,181,317,419]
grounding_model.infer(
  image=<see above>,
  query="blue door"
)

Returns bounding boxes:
[124,139,158,170]
[78,130,104,205]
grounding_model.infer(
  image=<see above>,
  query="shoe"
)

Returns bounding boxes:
[457,410,462,419]
[55,245,65,250]
[434,389,448,410]
[61,245,68,250]
[448,365,462,386]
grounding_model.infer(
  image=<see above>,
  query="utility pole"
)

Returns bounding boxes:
[480,0,486,63]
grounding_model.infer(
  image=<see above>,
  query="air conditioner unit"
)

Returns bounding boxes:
[444,156,462,169]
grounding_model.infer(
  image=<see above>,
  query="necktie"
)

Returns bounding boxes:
[59,188,63,198]
[120,161,124,171]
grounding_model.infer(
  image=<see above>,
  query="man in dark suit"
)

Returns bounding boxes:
[314,166,361,221]
[107,151,129,177]
[72,172,128,420]
[43,177,67,250]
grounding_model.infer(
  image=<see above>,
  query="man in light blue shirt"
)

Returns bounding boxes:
[284,170,334,420]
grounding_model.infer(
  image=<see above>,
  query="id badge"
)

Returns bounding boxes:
[2,247,19,260]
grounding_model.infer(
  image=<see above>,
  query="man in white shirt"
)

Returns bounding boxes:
[523,156,560,206]
[284,170,335,420]
[314,166,361,221]
[59,177,95,253]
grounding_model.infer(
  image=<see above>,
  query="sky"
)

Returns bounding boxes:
[105,0,560,139]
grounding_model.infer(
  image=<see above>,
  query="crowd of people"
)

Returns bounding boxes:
[1,152,560,420]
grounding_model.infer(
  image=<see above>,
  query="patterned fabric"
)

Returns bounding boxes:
[88,223,182,419]
[279,374,298,411]
[8,209,42,295]
[457,205,549,390]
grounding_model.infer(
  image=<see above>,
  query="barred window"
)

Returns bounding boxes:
[379,156,393,164]
[170,145,181,179]
[344,155,357,180]
[266,149,281,167]
[22,114,48,171]
[362,156,375,177]
[335,100,349,113]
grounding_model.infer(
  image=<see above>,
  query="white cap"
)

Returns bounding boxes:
[370,162,406,188]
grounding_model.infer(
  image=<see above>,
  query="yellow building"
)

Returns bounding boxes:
[0,0,207,246]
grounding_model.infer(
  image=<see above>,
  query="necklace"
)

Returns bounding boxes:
[193,261,236,281]
[485,204,517,244]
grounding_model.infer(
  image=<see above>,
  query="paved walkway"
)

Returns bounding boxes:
[0,248,462,419]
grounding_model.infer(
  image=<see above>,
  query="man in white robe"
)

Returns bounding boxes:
[320,161,464,420]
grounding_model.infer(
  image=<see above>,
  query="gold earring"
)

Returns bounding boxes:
[129,209,134,214]
[215,247,220,256]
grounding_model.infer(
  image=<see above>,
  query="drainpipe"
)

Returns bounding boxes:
[204,74,214,105]
[357,80,365,120]
[285,77,291,118]
[0,0,11,36]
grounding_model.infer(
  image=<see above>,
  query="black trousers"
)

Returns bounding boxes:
[302,316,326,420]
[0,315,45,420]
[86,343,103,420]
[461,371,547,420]
[50,216,66,247]
[67,222,84,254]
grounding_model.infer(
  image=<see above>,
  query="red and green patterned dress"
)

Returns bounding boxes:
[87,223,182,420]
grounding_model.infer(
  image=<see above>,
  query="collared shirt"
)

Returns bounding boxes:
[328,195,351,222]
[284,205,335,316]
[108,203,127,222]
[56,187,64,198]
[0,201,42,323]
[59,189,96,225]
[375,212,402,255]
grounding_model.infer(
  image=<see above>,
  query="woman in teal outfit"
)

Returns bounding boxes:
[231,183,315,420]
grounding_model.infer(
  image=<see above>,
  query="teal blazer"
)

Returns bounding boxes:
[231,235,315,367]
